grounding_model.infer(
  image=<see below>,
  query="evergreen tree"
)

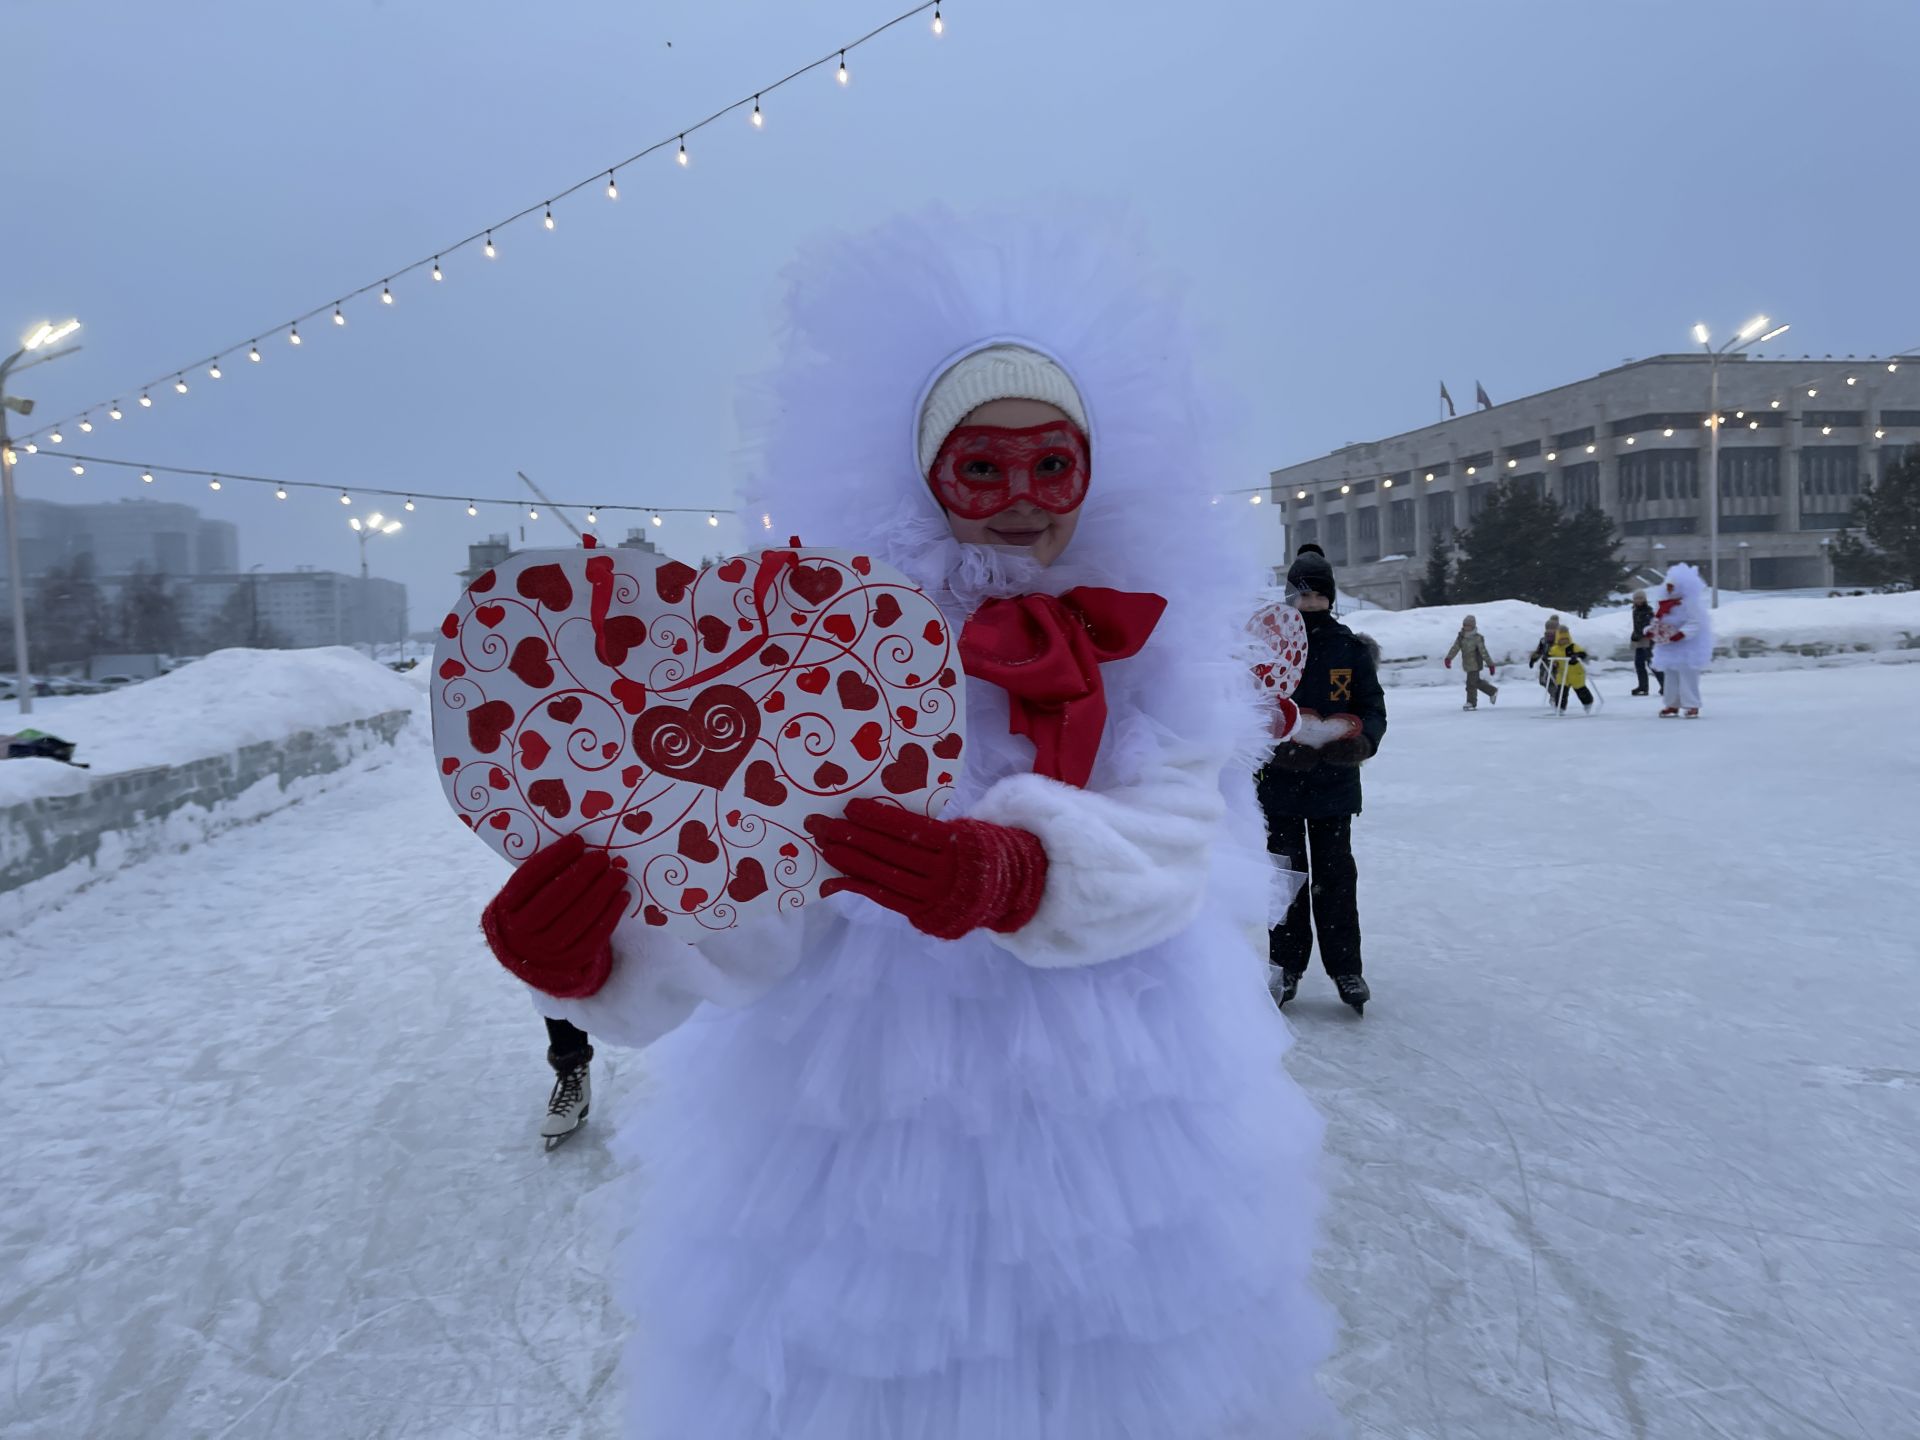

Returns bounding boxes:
[1554,505,1634,616]
[1452,485,1565,607]
[1453,483,1631,614]
[1415,533,1455,607]
[1832,451,1920,588]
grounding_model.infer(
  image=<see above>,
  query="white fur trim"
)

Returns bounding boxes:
[967,741,1225,969]
[915,343,1090,476]
[533,909,806,1048]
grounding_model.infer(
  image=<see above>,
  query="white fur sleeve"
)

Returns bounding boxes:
[966,739,1225,969]
[530,908,806,1049]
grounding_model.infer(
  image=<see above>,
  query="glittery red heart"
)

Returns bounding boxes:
[932,733,963,760]
[528,778,571,818]
[516,563,574,611]
[467,700,515,754]
[790,564,841,606]
[677,820,720,863]
[836,671,879,712]
[744,760,788,807]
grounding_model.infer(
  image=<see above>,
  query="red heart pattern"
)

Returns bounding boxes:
[433,545,966,940]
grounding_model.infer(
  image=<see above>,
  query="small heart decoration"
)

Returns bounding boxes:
[547,696,583,724]
[881,743,929,795]
[836,671,880,712]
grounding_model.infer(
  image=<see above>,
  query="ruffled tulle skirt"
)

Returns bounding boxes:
[608,901,1341,1440]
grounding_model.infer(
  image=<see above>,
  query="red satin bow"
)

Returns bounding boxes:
[959,587,1166,788]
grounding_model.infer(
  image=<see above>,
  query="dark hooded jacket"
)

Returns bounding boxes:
[1256,611,1388,819]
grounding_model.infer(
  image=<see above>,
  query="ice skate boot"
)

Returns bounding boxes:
[1658,705,1680,718]
[1270,968,1303,1008]
[541,1060,591,1150]
[1334,974,1370,1015]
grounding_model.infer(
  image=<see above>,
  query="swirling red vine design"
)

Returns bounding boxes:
[430,545,965,936]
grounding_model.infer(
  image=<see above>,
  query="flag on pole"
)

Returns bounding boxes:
[1475,381,1494,411]
[1439,381,1456,418]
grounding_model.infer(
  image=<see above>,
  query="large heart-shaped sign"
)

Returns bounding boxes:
[431,542,967,935]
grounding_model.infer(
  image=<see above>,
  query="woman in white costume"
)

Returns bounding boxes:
[481,209,1342,1439]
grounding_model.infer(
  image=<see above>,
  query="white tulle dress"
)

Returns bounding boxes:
[535,209,1344,1439]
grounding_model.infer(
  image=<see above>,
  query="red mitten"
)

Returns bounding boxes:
[480,832,628,998]
[1444,656,1453,669]
[1488,664,1497,676]
[1668,630,1685,642]
[807,798,1048,941]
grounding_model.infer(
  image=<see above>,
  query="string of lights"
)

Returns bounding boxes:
[1279,344,1917,504]
[14,0,948,449]
[20,450,741,531]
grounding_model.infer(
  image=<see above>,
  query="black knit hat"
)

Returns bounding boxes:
[1287,549,1337,602]
[1295,542,1325,559]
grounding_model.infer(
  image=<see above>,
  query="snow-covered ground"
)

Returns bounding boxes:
[1356,590,1920,671]
[4,665,1917,1438]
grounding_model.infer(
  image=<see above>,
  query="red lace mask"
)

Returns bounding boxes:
[927,421,1091,520]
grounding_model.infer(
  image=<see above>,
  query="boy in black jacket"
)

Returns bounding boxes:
[1256,546,1388,1013]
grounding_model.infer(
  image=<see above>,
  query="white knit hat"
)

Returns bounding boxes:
[915,343,1090,476]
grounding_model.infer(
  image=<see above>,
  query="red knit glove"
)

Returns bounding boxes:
[1488,664,1497,676]
[480,832,628,998]
[1444,656,1453,669]
[806,798,1048,940]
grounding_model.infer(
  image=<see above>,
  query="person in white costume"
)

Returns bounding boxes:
[478,209,1342,1440]
[1647,562,1713,717]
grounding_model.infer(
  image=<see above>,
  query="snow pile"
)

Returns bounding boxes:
[0,647,421,806]
[1349,600,1565,667]
[1352,591,1920,672]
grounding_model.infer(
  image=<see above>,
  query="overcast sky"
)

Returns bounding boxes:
[8,0,1915,622]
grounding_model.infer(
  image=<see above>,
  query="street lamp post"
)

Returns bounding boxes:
[349,513,402,659]
[1,318,83,714]
[1695,315,1790,608]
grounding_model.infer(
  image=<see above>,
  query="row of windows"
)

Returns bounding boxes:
[1613,412,1707,437]
[1620,450,1700,503]
[1555,425,1596,449]
[1562,460,1601,511]
[1504,438,1541,460]
[1801,447,1862,497]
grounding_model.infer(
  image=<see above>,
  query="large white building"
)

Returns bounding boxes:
[1267,353,1919,608]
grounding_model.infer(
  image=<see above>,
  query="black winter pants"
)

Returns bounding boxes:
[1267,814,1363,979]
[544,1018,592,1073]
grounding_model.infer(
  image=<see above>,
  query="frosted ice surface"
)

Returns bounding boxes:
[3,666,1915,1437]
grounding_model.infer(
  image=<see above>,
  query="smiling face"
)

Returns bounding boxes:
[932,398,1086,567]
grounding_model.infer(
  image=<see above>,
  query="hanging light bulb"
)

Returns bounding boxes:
[678,135,689,166]
[1846,375,1857,386]
[933,5,944,34]
[485,232,497,258]
[651,511,663,527]
[1250,493,1263,505]
[290,326,302,346]
[110,403,124,419]
[837,51,849,84]
[333,304,346,326]
[1749,421,1760,430]
[1807,387,1818,397]
[175,375,189,394]
[79,416,93,433]
[404,497,415,512]
[209,477,222,491]
[761,512,773,531]
[1546,452,1557,462]
[276,487,288,499]
[1875,428,1886,439]
[1889,362,1900,373]
[707,512,719,527]
[606,172,619,199]
[1770,398,1781,409]
[209,362,222,379]
[1822,426,1833,436]
[752,95,764,127]
[1663,428,1673,437]
[467,501,478,516]
[1625,436,1636,445]
[48,429,63,444]
[140,392,153,407]
[339,491,352,505]
[249,343,261,363]
[141,470,154,483]
[1382,478,1393,489]
[22,443,34,454]
[71,463,85,475]
[382,284,393,305]
[544,205,555,230]
[1735,410,1744,419]
[432,257,444,282]
[529,507,539,520]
